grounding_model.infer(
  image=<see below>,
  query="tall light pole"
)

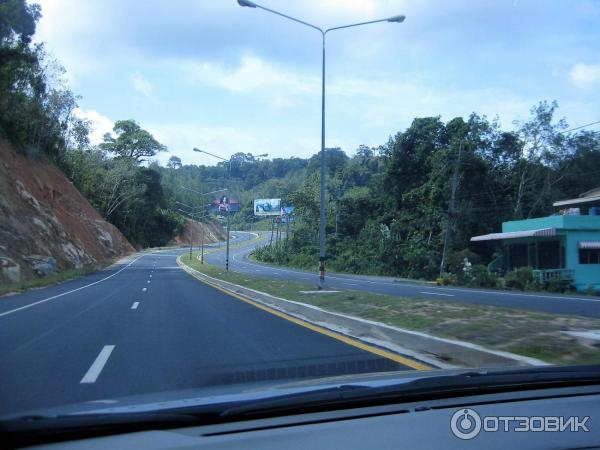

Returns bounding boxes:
[194,148,268,270]
[175,201,210,264]
[178,209,211,262]
[193,148,233,271]
[177,207,198,260]
[237,0,405,286]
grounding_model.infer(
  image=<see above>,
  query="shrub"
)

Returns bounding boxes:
[468,264,499,288]
[436,272,457,286]
[543,279,563,293]
[504,267,534,290]
[446,249,481,275]
[586,284,599,296]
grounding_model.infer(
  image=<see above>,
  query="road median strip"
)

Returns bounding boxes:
[175,252,600,368]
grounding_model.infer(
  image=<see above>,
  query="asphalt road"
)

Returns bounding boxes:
[0,237,413,417]
[205,231,600,319]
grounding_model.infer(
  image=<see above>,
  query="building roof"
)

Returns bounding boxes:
[470,228,557,242]
[553,186,600,208]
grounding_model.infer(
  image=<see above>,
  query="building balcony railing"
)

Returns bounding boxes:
[532,268,575,284]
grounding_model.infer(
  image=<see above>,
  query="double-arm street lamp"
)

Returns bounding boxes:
[237,0,405,286]
[193,148,233,271]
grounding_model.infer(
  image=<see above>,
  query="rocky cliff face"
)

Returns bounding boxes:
[0,140,133,284]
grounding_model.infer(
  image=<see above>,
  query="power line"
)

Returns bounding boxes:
[562,120,600,134]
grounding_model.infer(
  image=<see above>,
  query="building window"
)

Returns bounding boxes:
[538,240,561,269]
[579,248,600,264]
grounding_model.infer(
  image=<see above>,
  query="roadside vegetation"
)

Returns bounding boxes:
[248,109,600,286]
[180,254,600,365]
[0,263,107,297]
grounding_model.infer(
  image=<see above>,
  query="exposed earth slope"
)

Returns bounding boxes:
[0,140,133,284]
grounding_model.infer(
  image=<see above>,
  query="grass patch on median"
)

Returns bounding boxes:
[181,253,600,365]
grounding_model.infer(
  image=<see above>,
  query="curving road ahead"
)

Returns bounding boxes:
[0,237,417,418]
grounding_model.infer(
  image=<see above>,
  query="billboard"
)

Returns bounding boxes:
[254,198,281,216]
[210,195,241,214]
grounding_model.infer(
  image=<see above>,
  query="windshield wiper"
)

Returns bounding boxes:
[219,365,600,420]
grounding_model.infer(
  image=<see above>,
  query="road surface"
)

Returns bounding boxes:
[204,231,600,319]
[0,238,416,417]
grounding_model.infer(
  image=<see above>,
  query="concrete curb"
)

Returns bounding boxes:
[177,257,548,369]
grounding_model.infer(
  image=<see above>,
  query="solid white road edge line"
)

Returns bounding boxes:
[0,255,145,318]
[80,345,115,384]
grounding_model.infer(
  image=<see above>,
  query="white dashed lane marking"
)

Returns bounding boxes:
[80,345,115,384]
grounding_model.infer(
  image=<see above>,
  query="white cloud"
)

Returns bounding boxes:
[570,62,600,88]
[184,55,317,94]
[182,54,533,132]
[147,122,319,166]
[74,108,114,144]
[131,73,158,102]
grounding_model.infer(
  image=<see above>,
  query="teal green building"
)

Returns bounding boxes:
[470,188,600,292]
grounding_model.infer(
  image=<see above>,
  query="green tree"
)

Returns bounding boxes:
[167,155,182,169]
[100,119,166,163]
[0,0,40,44]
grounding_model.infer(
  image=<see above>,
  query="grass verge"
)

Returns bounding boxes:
[182,252,600,365]
[0,263,109,297]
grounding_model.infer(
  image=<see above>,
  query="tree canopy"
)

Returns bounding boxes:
[100,119,166,163]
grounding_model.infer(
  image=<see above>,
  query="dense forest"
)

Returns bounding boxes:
[2,0,600,282]
[250,107,600,282]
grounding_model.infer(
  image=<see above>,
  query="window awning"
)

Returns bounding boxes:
[579,241,600,249]
[470,228,557,242]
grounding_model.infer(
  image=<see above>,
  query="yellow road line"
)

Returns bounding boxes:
[179,258,432,371]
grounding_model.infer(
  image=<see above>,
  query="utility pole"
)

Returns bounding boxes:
[440,140,463,277]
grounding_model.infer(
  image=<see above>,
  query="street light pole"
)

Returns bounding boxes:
[319,32,326,284]
[237,0,405,287]
[177,207,198,260]
[201,223,205,264]
[177,208,208,264]
[193,148,232,271]
[177,200,215,263]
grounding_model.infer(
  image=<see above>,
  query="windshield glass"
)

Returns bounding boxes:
[1,0,599,421]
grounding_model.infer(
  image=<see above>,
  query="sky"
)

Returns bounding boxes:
[33,0,600,166]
